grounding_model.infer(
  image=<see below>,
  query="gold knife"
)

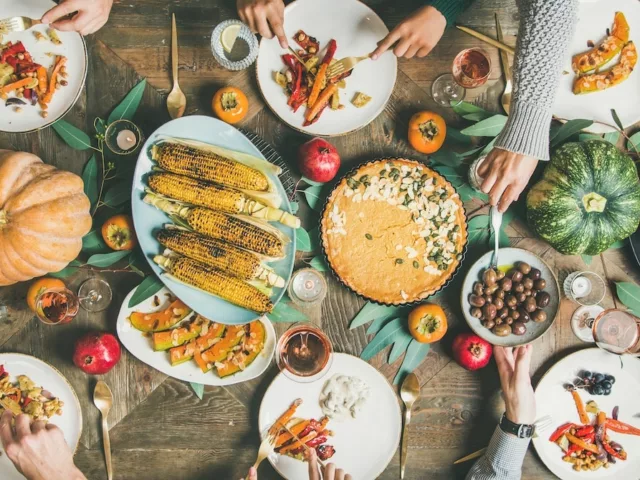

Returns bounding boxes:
[287,46,314,76]
[495,15,512,114]
[453,447,487,465]
[456,24,515,55]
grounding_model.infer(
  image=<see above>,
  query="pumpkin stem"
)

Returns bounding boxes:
[582,192,607,213]
[419,120,439,142]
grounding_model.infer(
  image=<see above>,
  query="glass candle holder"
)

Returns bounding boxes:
[287,268,328,307]
[563,271,606,306]
[105,119,144,155]
[211,20,259,71]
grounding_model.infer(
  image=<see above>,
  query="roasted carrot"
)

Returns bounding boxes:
[307,39,336,107]
[36,66,48,95]
[278,430,318,454]
[40,56,66,104]
[571,390,590,425]
[269,398,303,436]
[565,433,600,454]
[0,77,34,96]
[275,419,309,448]
[305,84,338,122]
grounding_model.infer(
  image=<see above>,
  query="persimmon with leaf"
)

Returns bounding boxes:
[101,214,137,251]
[408,303,447,343]
[408,111,446,154]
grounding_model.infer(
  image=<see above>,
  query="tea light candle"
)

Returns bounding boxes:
[288,268,327,306]
[116,129,137,151]
[571,276,592,298]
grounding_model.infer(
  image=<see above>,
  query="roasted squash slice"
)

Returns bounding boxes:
[129,299,191,333]
[573,41,637,94]
[169,322,226,366]
[194,325,245,373]
[572,12,629,74]
[152,315,208,351]
[216,321,266,378]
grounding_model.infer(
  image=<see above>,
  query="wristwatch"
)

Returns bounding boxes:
[499,413,536,438]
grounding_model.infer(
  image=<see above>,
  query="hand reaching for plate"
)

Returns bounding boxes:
[0,411,86,480]
[308,449,352,480]
[41,0,114,36]
[237,0,288,49]
[371,6,446,60]
[494,345,537,425]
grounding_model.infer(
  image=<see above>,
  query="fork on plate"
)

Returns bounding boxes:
[327,54,370,78]
[0,16,41,34]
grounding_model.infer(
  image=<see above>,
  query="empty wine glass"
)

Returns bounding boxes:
[78,277,113,312]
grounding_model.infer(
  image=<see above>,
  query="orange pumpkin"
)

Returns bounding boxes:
[408,303,448,343]
[408,112,447,154]
[0,150,92,286]
[26,277,66,312]
[212,87,249,124]
[102,214,137,251]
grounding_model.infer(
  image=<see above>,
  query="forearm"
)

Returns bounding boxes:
[427,0,474,26]
[465,427,530,480]
[494,0,578,160]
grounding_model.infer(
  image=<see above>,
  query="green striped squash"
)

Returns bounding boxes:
[527,140,640,255]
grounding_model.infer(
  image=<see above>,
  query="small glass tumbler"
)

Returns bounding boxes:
[563,271,606,306]
[105,119,144,155]
[211,20,259,71]
[287,268,328,307]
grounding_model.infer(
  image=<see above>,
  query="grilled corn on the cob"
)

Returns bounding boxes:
[144,193,287,257]
[152,142,270,192]
[148,172,300,228]
[157,229,285,287]
[154,255,274,314]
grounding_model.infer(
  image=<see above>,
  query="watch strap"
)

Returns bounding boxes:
[499,413,535,438]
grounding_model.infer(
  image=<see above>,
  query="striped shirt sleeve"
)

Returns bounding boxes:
[465,426,531,480]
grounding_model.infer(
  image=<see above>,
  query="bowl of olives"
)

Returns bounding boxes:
[461,247,560,347]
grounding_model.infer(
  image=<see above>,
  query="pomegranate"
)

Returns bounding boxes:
[452,333,492,371]
[298,138,341,183]
[73,332,121,375]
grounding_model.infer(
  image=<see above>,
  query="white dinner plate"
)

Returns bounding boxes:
[0,0,87,133]
[553,0,640,133]
[259,353,402,480]
[116,286,277,387]
[0,353,82,480]
[532,348,640,479]
[256,0,397,137]
[130,116,296,325]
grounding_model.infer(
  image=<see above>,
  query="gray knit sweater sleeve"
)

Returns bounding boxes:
[493,0,578,161]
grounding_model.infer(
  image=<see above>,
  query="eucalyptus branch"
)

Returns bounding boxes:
[554,116,640,158]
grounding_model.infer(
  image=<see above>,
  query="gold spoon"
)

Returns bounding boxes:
[94,381,114,480]
[167,13,186,119]
[399,373,420,479]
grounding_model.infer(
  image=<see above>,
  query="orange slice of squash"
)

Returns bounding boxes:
[169,322,226,366]
[572,12,629,74]
[216,321,266,378]
[194,325,245,373]
[129,299,191,333]
[573,41,637,94]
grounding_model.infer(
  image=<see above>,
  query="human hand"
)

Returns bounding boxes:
[494,345,536,426]
[244,466,257,480]
[308,448,351,480]
[237,0,288,49]
[371,6,446,60]
[478,148,539,212]
[0,411,85,480]
[41,0,113,35]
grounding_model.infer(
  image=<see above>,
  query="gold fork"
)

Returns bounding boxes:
[495,14,512,115]
[327,54,370,79]
[246,433,277,479]
[0,17,41,33]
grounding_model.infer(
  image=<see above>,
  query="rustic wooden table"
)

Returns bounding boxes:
[1,1,639,479]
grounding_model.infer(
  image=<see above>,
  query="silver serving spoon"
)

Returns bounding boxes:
[490,206,503,269]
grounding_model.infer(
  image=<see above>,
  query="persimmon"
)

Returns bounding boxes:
[408,303,447,343]
[27,277,66,312]
[212,87,248,124]
[408,111,446,154]
[102,214,137,251]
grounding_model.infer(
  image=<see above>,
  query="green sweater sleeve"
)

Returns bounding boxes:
[427,0,475,26]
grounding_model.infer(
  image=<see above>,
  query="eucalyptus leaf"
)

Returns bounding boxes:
[467,215,490,230]
[301,176,326,186]
[309,256,328,272]
[459,145,485,157]
[366,316,395,336]
[463,112,491,122]
[349,302,401,330]
[304,185,324,211]
[190,382,205,400]
[578,134,603,142]
[452,101,491,119]
[490,228,510,248]
[429,150,463,167]
[82,230,108,253]
[480,138,497,156]
[128,274,164,308]
[616,282,640,316]
[550,119,594,148]
[445,127,472,145]
[308,227,320,252]
[360,318,406,361]
[49,260,82,279]
[460,115,507,137]
[87,250,129,267]
[581,254,593,265]
[289,201,299,214]
[611,109,624,131]
[388,330,413,364]
[103,183,131,207]
[603,131,621,145]
[82,155,99,206]
[608,240,626,249]
[627,131,640,152]
[457,184,488,203]
[108,79,147,124]
[432,165,464,186]
[52,120,93,150]
[296,227,312,252]
[393,340,430,385]
[268,301,308,323]
[95,118,107,135]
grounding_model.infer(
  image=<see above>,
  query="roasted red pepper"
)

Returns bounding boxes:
[305,435,328,448]
[606,418,640,436]
[1,42,26,63]
[316,444,335,461]
[320,40,337,67]
[576,425,595,437]
[281,54,298,72]
[602,440,627,460]
[21,397,32,408]
[287,63,303,107]
[550,423,574,442]
[567,443,583,455]
[294,30,320,55]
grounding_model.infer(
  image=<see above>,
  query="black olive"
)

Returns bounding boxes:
[536,291,551,308]
[496,270,505,280]
[482,303,497,320]
[483,318,496,329]
[512,321,527,335]
[534,279,547,290]
[522,277,534,290]
[506,295,518,307]
[473,282,484,296]
[529,268,542,280]
[511,309,521,321]
[506,316,514,325]
[494,297,504,310]
[495,289,505,300]
[469,294,486,307]
[524,297,537,313]
[518,308,531,323]
[493,324,512,336]
[471,307,483,319]
[511,270,524,283]
[484,294,493,304]
[518,262,532,274]
[498,307,509,319]
[484,283,499,295]
[532,309,548,323]
[514,283,525,293]
[524,288,532,297]
[516,292,526,303]
[483,269,498,286]
[499,277,513,292]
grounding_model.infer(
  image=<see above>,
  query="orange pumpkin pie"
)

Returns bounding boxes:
[321,159,467,304]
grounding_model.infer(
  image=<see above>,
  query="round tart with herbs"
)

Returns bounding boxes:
[321,159,467,304]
